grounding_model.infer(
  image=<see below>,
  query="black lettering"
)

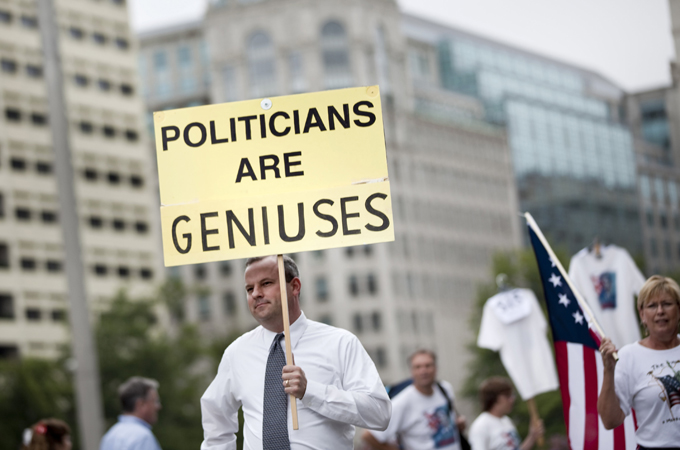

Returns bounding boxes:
[235,158,257,182]
[303,108,327,133]
[210,120,229,144]
[269,111,291,137]
[200,212,220,251]
[162,126,180,151]
[365,192,390,231]
[340,196,360,235]
[230,117,237,142]
[259,114,267,139]
[328,104,350,130]
[353,101,376,127]
[238,115,257,140]
[284,152,304,177]
[260,155,280,180]
[293,110,300,134]
[226,209,256,248]
[262,206,270,245]
[278,203,305,242]
[184,122,207,147]
[171,215,192,254]
[313,199,338,237]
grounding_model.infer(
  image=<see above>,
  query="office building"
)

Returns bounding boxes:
[0,0,163,359]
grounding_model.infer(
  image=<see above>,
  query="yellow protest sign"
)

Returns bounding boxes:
[154,86,394,266]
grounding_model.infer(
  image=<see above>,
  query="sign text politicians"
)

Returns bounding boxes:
[154,86,394,266]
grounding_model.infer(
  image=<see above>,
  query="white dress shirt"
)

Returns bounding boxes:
[200,312,391,450]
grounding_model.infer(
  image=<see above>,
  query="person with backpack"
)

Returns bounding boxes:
[362,350,467,450]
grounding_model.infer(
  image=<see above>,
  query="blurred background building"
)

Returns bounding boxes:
[0,0,163,359]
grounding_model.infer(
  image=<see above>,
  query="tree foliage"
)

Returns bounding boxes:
[0,280,241,450]
[463,247,571,445]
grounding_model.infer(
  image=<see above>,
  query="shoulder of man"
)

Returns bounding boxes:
[437,380,455,399]
[223,326,263,355]
[304,318,361,344]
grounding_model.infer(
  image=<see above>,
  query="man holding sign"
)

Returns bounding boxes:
[200,255,391,449]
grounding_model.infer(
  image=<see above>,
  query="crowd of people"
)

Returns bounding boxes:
[20,256,680,450]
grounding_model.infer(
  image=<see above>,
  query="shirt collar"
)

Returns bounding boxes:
[118,415,152,429]
[261,311,308,351]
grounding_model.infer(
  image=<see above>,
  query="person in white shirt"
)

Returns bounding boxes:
[468,377,543,450]
[200,255,391,450]
[362,350,466,450]
[598,275,680,448]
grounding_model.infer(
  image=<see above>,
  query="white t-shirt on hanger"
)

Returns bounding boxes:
[568,245,646,349]
[478,288,559,400]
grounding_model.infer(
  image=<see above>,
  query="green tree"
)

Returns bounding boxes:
[463,248,570,445]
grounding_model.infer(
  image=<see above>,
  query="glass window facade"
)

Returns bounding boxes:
[247,31,277,97]
[320,21,353,89]
[640,99,670,150]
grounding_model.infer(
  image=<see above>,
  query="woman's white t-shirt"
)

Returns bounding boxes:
[468,412,520,450]
[614,340,680,447]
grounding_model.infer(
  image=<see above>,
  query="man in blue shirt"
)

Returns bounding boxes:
[100,376,162,450]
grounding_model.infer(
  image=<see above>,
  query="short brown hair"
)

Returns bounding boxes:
[637,275,680,310]
[22,418,70,450]
[479,376,513,412]
[408,349,437,366]
[245,255,299,282]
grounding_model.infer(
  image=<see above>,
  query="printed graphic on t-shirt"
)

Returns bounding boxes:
[502,429,521,450]
[648,359,680,423]
[590,272,617,309]
[425,405,456,448]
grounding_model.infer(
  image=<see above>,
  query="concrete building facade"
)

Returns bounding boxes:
[0,0,163,359]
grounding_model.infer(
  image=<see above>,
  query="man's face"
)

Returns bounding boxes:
[410,353,436,390]
[137,388,161,425]
[496,391,516,416]
[245,256,299,329]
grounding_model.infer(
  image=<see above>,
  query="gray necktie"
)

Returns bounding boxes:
[263,333,290,450]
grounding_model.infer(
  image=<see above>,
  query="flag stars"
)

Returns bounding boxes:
[549,273,562,288]
[558,294,570,307]
[572,311,584,325]
[549,255,557,268]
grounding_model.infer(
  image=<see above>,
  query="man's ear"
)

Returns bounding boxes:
[290,277,301,296]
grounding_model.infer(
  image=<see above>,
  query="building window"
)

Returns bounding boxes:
[288,51,306,93]
[74,74,88,86]
[115,37,129,50]
[89,216,103,228]
[98,79,112,91]
[5,108,21,121]
[140,268,153,279]
[84,168,98,180]
[646,209,654,227]
[247,31,277,97]
[15,207,31,221]
[0,243,9,268]
[31,113,47,126]
[371,311,381,331]
[20,258,36,271]
[26,64,43,78]
[223,292,236,315]
[20,15,37,28]
[69,27,84,40]
[79,121,94,133]
[130,175,144,187]
[0,10,12,23]
[117,266,130,278]
[26,308,41,321]
[178,46,192,66]
[134,221,148,234]
[103,126,116,138]
[222,64,238,102]
[220,261,232,277]
[650,238,658,258]
[107,172,121,184]
[315,277,328,302]
[375,347,387,368]
[125,130,138,141]
[320,21,353,89]
[349,275,359,296]
[36,161,52,174]
[94,264,108,276]
[0,345,18,359]
[194,264,206,280]
[10,158,27,171]
[198,296,211,321]
[0,293,14,319]
[367,274,378,295]
[318,314,333,325]
[52,309,66,321]
[92,32,107,45]
[660,212,668,229]
[120,83,134,96]
[41,210,57,223]
[353,313,363,333]
[1,59,17,73]
[112,219,126,231]
[0,193,4,218]
[46,260,62,272]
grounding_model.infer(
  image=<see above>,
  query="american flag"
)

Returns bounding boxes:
[658,374,680,409]
[527,215,636,450]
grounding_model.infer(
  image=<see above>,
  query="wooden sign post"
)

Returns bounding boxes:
[153,86,394,430]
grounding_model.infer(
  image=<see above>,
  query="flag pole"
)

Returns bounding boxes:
[278,254,299,430]
[524,213,616,359]
[526,398,544,446]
